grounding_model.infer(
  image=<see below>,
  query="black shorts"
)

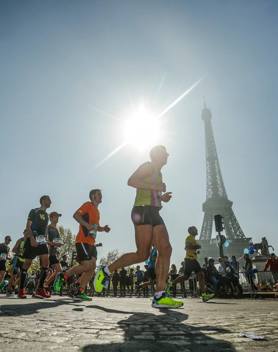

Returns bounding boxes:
[0,260,6,271]
[131,206,164,226]
[76,243,97,262]
[49,255,60,266]
[183,258,202,279]
[23,238,49,260]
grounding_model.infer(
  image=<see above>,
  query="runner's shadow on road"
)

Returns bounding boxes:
[82,306,236,352]
[0,298,76,316]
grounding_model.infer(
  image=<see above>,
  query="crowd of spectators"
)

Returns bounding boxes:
[1,234,278,298]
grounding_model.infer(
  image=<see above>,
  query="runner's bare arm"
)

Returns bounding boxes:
[160,192,172,202]
[26,219,38,246]
[97,225,111,232]
[128,162,165,191]
[73,210,94,231]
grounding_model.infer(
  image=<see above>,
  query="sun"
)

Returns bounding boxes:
[123,104,162,151]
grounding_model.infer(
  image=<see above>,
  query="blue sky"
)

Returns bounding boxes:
[0,0,277,264]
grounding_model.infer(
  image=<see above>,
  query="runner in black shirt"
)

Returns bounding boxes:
[0,235,12,289]
[18,195,51,299]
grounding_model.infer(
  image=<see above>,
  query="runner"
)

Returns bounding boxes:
[6,235,26,296]
[44,212,63,294]
[54,189,110,301]
[18,195,51,298]
[94,145,183,308]
[0,235,12,290]
[174,226,214,302]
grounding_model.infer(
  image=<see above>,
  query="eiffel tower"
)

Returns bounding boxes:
[199,105,250,259]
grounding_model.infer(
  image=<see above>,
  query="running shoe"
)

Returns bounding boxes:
[201,292,215,302]
[53,273,64,294]
[18,288,27,299]
[33,288,51,299]
[6,291,15,298]
[94,267,110,293]
[75,291,92,301]
[152,293,184,309]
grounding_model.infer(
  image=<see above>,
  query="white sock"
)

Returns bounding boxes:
[154,291,165,299]
[103,266,111,276]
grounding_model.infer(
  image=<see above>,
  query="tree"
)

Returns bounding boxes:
[99,249,120,267]
[58,226,75,261]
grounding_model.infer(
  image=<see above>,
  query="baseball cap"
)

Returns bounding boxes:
[49,211,62,218]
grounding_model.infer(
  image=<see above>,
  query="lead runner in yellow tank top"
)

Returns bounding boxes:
[94,145,184,309]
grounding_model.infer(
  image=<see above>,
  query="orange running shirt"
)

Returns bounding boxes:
[75,202,100,245]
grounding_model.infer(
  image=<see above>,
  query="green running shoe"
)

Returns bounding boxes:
[94,267,110,293]
[75,291,92,301]
[152,293,184,309]
[53,274,64,294]
[201,292,215,302]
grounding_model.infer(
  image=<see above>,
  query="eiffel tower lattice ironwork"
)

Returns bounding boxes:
[200,105,245,240]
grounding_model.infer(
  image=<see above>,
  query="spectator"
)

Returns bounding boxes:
[230,256,239,273]
[112,270,120,297]
[264,253,278,283]
[119,267,127,297]
[178,261,186,297]
[243,254,257,291]
[169,264,178,297]
[135,265,144,297]
[126,268,134,296]
[206,258,222,292]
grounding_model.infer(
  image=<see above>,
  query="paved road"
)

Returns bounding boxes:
[0,296,277,352]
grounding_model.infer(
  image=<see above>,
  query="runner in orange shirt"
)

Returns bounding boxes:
[54,189,110,301]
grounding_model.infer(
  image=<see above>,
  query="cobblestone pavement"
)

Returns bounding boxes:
[0,296,277,352]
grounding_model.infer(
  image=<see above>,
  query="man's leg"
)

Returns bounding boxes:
[108,225,153,272]
[196,271,206,293]
[18,259,32,298]
[94,225,153,293]
[79,258,95,290]
[34,254,50,297]
[152,225,184,308]
[0,270,5,284]
[44,263,62,288]
[152,224,172,292]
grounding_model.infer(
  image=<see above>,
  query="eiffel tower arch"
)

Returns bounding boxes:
[199,105,250,260]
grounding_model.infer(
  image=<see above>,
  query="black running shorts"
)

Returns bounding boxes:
[49,255,60,266]
[76,243,97,262]
[131,206,164,227]
[23,238,49,260]
[183,258,202,279]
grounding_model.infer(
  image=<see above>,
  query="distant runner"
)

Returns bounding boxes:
[18,195,51,298]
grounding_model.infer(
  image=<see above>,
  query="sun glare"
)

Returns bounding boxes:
[123,105,161,151]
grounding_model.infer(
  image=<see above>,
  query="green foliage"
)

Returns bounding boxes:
[58,226,75,256]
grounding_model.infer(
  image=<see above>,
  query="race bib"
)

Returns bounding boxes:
[53,238,63,245]
[37,235,47,245]
[0,253,7,260]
